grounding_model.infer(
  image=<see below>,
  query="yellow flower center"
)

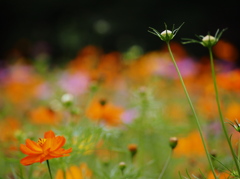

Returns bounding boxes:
[37,138,46,146]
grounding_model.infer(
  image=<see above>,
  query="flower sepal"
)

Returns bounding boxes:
[182,28,227,48]
[148,22,184,42]
[226,119,240,132]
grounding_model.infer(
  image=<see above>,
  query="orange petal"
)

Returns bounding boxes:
[50,148,72,157]
[51,136,66,151]
[20,144,42,155]
[43,138,54,151]
[26,139,42,152]
[44,130,55,138]
[67,166,82,179]
[55,170,64,179]
[20,155,41,166]
[38,148,52,163]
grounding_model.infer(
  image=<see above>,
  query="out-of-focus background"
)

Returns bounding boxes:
[2,1,240,178]
[1,0,240,66]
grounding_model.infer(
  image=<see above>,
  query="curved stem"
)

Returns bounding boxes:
[158,150,172,179]
[208,47,240,175]
[46,160,53,179]
[166,42,217,178]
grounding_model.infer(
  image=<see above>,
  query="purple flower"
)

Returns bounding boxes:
[58,72,90,96]
[35,82,53,100]
[121,108,139,124]
[154,57,197,79]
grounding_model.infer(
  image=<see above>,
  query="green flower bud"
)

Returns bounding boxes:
[202,35,216,47]
[138,86,147,96]
[182,28,227,48]
[160,30,174,41]
[148,23,184,42]
[119,162,126,171]
[210,149,217,158]
[169,137,178,149]
[61,93,74,107]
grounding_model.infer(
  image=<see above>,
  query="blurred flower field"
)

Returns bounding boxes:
[0,32,240,178]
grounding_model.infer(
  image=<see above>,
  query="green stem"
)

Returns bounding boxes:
[121,169,124,177]
[158,150,172,179]
[166,42,217,178]
[238,135,240,162]
[208,47,240,175]
[46,160,53,179]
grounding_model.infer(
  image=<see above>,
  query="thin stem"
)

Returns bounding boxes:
[158,150,172,179]
[238,135,240,162]
[121,169,124,177]
[46,160,53,179]
[166,42,217,178]
[208,47,240,175]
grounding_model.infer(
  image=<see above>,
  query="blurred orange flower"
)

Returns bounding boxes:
[0,117,21,142]
[2,64,43,106]
[28,106,62,125]
[94,52,123,87]
[225,102,240,122]
[0,117,21,155]
[174,131,205,157]
[196,94,218,120]
[213,40,239,62]
[86,99,124,126]
[217,69,240,92]
[20,130,72,166]
[125,51,162,83]
[55,163,92,179]
[207,170,232,179]
[68,45,102,73]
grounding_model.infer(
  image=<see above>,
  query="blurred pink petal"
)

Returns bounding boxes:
[58,72,90,96]
[121,109,139,124]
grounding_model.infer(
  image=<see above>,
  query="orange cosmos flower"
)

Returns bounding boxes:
[174,130,205,158]
[28,106,62,125]
[20,130,72,166]
[0,117,21,142]
[217,69,240,92]
[86,98,124,126]
[213,40,239,62]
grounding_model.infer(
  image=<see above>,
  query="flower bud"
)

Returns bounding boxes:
[210,149,217,159]
[61,93,74,107]
[138,86,147,97]
[160,30,174,41]
[119,161,126,171]
[99,99,107,106]
[202,35,216,47]
[169,137,178,149]
[128,144,138,158]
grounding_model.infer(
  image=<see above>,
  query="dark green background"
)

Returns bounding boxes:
[1,0,239,65]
